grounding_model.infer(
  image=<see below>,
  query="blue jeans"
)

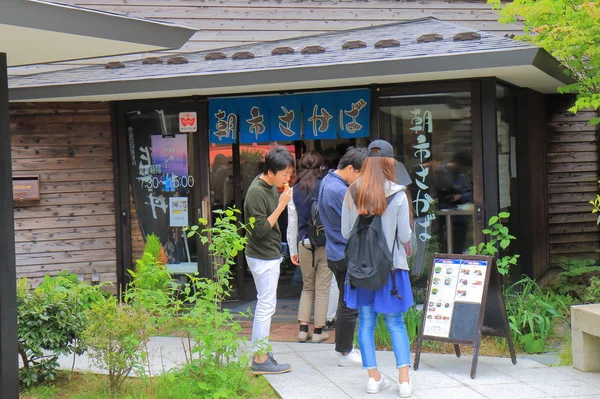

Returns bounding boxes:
[358,305,411,369]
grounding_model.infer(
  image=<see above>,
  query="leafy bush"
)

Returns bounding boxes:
[469,212,519,276]
[17,273,103,387]
[550,258,600,304]
[126,207,258,398]
[504,276,564,353]
[128,233,173,293]
[82,295,153,393]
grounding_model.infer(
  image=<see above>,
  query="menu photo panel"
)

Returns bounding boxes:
[422,255,490,340]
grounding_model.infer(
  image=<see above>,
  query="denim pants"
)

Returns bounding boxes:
[328,258,358,354]
[246,256,281,351]
[358,305,411,369]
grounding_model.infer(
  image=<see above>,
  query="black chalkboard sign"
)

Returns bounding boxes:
[413,254,516,378]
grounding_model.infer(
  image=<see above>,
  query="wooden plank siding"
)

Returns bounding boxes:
[10,103,118,287]
[63,0,523,55]
[547,96,600,265]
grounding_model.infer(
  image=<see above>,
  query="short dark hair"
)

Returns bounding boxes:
[452,150,472,167]
[337,147,368,171]
[263,146,295,175]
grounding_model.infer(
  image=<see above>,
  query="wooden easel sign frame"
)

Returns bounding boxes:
[413,254,516,378]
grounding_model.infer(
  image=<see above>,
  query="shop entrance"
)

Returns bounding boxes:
[379,81,487,296]
[115,100,212,290]
[115,83,499,303]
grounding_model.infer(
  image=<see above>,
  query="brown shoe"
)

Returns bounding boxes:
[311,332,329,343]
[298,330,312,342]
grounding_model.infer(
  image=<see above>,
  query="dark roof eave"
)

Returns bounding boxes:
[531,48,575,86]
[1,0,195,51]
[9,47,560,101]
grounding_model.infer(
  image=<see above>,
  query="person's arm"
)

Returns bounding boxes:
[247,185,291,238]
[266,184,291,228]
[396,191,412,244]
[341,189,358,239]
[286,191,300,265]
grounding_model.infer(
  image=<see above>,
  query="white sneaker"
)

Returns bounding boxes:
[398,381,412,398]
[366,376,390,394]
[337,348,362,367]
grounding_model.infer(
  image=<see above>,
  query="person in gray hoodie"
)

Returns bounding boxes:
[341,140,414,398]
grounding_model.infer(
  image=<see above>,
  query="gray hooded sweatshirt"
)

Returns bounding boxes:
[341,180,412,271]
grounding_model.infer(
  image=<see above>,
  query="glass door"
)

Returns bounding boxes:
[378,81,485,282]
[117,101,211,286]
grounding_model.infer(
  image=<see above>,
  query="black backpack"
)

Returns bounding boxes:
[345,192,403,297]
[305,196,326,248]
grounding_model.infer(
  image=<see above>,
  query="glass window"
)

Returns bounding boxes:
[496,85,518,214]
[125,110,198,274]
[380,92,475,278]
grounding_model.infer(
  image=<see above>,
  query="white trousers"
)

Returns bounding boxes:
[246,256,281,349]
[327,274,339,322]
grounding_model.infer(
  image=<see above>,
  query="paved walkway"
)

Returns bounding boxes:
[58,337,600,399]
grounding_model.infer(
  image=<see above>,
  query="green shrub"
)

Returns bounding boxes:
[128,233,173,293]
[17,273,101,387]
[469,212,519,276]
[550,258,600,304]
[504,276,563,353]
[82,296,153,394]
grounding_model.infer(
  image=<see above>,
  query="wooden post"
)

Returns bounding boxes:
[0,52,19,398]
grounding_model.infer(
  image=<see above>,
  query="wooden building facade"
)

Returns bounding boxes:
[7,1,600,295]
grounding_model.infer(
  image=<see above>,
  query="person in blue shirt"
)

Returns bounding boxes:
[318,147,367,366]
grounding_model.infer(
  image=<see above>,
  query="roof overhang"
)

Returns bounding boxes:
[9,46,573,102]
[0,0,196,67]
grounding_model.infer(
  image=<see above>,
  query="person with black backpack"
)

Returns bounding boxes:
[287,151,332,344]
[341,140,414,397]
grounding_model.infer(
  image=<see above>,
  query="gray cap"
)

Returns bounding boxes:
[367,139,394,158]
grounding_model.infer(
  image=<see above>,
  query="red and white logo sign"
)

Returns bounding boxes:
[179,112,197,133]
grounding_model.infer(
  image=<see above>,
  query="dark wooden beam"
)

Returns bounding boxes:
[0,52,19,399]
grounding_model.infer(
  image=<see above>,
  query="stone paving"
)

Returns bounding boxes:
[57,336,600,399]
[263,342,600,399]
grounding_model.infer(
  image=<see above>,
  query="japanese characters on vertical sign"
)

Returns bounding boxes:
[411,108,436,242]
[209,99,238,144]
[208,89,370,143]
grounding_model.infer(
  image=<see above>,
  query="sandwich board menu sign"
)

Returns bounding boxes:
[413,254,516,378]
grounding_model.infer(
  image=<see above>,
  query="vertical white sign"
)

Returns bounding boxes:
[169,197,188,227]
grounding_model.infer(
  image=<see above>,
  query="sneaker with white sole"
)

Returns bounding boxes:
[337,348,362,367]
[398,381,412,398]
[366,376,390,394]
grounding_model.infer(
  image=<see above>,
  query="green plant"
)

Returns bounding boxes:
[558,337,573,366]
[144,206,258,398]
[82,296,153,394]
[491,0,600,125]
[590,181,600,225]
[504,276,563,353]
[550,257,600,304]
[582,276,600,304]
[129,233,173,293]
[17,274,101,387]
[469,212,519,276]
[403,306,422,344]
[183,208,254,362]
